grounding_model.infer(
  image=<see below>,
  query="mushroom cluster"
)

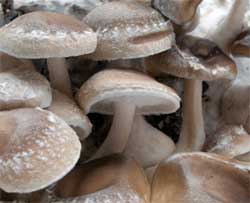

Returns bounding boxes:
[0,0,249,202]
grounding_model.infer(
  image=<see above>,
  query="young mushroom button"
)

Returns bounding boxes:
[0,11,97,97]
[77,69,180,160]
[145,35,237,152]
[0,108,81,193]
[83,1,175,60]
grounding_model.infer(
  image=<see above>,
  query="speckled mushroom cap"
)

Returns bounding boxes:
[77,69,180,115]
[0,108,81,193]
[231,29,250,57]
[54,154,150,203]
[0,11,97,58]
[153,0,202,25]
[0,68,52,110]
[145,35,237,81]
[47,89,92,140]
[151,152,250,203]
[84,1,175,60]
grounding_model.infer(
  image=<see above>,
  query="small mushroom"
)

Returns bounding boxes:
[124,115,176,168]
[84,1,175,60]
[47,89,92,140]
[231,29,250,57]
[153,0,202,25]
[0,108,81,193]
[204,125,250,159]
[0,11,97,97]
[151,152,250,203]
[0,67,52,110]
[145,35,237,152]
[53,154,150,203]
[77,69,180,159]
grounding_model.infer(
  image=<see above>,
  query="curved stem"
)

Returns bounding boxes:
[47,58,72,97]
[91,102,136,160]
[176,79,205,152]
[124,115,175,168]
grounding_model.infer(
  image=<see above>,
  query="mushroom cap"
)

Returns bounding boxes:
[0,108,81,193]
[0,68,52,110]
[47,89,92,140]
[145,35,237,81]
[77,69,180,115]
[54,154,150,203]
[151,152,250,203]
[0,11,97,58]
[205,125,250,158]
[84,1,175,60]
[231,29,250,57]
[153,0,202,25]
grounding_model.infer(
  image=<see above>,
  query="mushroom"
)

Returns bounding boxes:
[53,154,150,203]
[0,11,97,97]
[145,35,237,152]
[204,125,250,159]
[153,0,202,25]
[235,151,250,162]
[47,89,92,140]
[77,69,180,159]
[0,108,81,193]
[83,1,175,60]
[0,67,52,110]
[124,115,176,168]
[231,29,250,57]
[151,152,250,203]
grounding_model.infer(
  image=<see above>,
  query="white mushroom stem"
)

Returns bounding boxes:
[176,79,205,152]
[47,58,72,97]
[124,115,175,168]
[92,101,136,160]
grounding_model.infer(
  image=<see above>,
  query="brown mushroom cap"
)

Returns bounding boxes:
[0,11,97,58]
[231,29,250,57]
[54,154,150,203]
[77,69,180,115]
[0,68,52,110]
[0,108,81,193]
[145,35,237,81]
[151,152,250,203]
[84,1,175,60]
[47,89,92,140]
[153,0,202,25]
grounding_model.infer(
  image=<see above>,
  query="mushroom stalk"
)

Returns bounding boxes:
[176,79,205,152]
[92,101,136,159]
[47,58,72,97]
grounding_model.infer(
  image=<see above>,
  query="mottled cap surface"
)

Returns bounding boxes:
[84,2,175,60]
[232,29,250,57]
[0,11,97,58]
[78,69,180,115]
[0,68,52,110]
[0,108,81,193]
[145,35,237,81]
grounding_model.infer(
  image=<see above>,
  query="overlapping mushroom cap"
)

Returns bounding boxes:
[0,11,97,58]
[84,1,175,60]
[231,29,250,57]
[0,108,81,193]
[145,35,237,81]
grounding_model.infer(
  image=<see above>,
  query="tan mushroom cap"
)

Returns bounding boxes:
[77,69,180,115]
[145,35,237,81]
[54,154,150,203]
[153,0,202,25]
[84,1,175,60]
[0,108,81,193]
[231,29,250,57]
[47,89,92,140]
[0,11,97,58]
[151,152,250,203]
[205,125,250,158]
[0,68,52,110]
